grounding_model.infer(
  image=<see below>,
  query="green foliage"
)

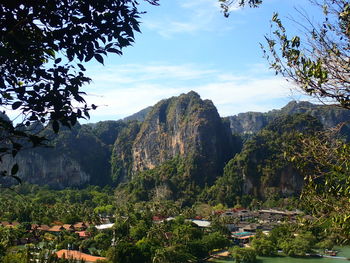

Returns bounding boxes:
[92,121,126,146]
[135,238,154,262]
[1,252,26,263]
[111,121,141,185]
[316,239,335,250]
[220,0,262,17]
[152,245,196,263]
[0,0,159,180]
[280,235,313,257]
[287,128,350,241]
[251,232,277,256]
[107,240,149,263]
[268,225,293,248]
[118,156,202,205]
[230,247,257,263]
[201,158,243,207]
[94,233,112,251]
[0,184,115,224]
[130,220,149,240]
[205,113,323,203]
[172,223,203,244]
[263,0,350,110]
[201,232,230,252]
[267,229,317,257]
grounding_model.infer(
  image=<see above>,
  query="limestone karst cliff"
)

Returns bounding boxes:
[227,101,350,135]
[1,94,349,198]
[112,91,234,186]
[1,121,124,188]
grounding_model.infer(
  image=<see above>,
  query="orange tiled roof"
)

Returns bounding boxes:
[1,221,19,228]
[56,249,106,262]
[38,224,50,231]
[74,222,88,230]
[76,231,90,238]
[48,225,65,232]
[63,224,75,231]
[31,224,40,230]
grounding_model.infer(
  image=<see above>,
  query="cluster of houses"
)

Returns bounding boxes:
[152,208,306,246]
[0,221,96,250]
[55,249,106,262]
[0,221,109,262]
[0,208,308,261]
[0,221,92,239]
[217,208,304,245]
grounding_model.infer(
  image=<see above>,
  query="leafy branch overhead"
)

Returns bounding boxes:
[262,0,350,109]
[219,0,262,17]
[0,0,158,181]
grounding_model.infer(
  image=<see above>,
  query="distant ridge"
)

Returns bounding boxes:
[1,96,349,190]
[123,106,153,122]
[226,100,350,134]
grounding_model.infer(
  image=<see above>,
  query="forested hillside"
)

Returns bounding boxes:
[2,92,349,206]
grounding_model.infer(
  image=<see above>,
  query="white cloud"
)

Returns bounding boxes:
[87,63,217,86]
[143,0,236,37]
[81,62,299,122]
[3,62,301,124]
[179,0,220,10]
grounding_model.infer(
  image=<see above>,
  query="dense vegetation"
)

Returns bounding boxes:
[1,96,349,263]
[0,184,115,225]
[0,185,232,263]
[1,183,346,262]
[200,113,324,207]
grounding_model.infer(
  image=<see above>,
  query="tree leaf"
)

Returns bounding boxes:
[12,101,22,110]
[77,63,86,71]
[55,57,62,64]
[94,54,104,65]
[11,163,19,175]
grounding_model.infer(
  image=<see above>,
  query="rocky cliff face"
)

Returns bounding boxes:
[111,120,141,184]
[227,101,350,135]
[3,151,90,188]
[227,112,269,134]
[2,96,349,191]
[236,113,323,198]
[112,91,234,186]
[2,121,124,188]
[242,164,303,198]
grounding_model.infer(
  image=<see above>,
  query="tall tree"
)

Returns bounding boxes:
[221,0,349,110]
[0,0,159,180]
[263,0,350,109]
[222,0,350,239]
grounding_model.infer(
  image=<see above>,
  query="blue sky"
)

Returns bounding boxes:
[80,0,323,123]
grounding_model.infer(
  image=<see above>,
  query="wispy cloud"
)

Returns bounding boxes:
[82,62,298,122]
[143,0,237,37]
[87,63,217,85]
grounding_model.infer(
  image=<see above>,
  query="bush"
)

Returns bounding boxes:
[230,247,257,263]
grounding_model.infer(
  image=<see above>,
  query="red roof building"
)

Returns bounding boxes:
[48,225,65,232]
[56,249,106,263]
